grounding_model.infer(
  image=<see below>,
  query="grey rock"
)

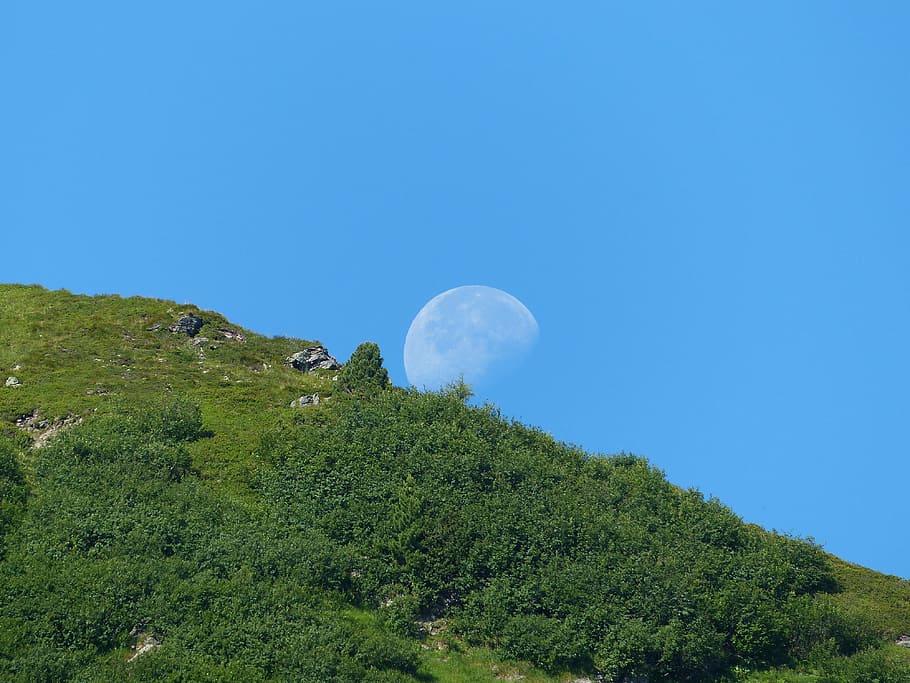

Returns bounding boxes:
[169,314,204,337]
[285,346,341,373]
[216,327,246,342]
[5,376,21,387]
[128,632,161,662]
[290,393,320,408]
[16,410,47,431]
[16,409,83,448]
[897,635,910,648]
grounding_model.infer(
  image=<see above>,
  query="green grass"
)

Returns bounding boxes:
[829,558,910,641]
[0,283,333,486]
[421,642,570,683]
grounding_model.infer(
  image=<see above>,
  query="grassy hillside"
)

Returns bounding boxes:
[1,284,908,683]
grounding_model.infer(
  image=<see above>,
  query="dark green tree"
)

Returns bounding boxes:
[338,341,390,395]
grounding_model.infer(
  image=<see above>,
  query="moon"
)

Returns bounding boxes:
[404,285,539,391]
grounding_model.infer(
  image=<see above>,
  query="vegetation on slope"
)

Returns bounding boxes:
[0,285,908,682]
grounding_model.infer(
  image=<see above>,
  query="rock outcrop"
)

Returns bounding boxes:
[16,409,83,448]
[169,314,204,337]
[285,346,340,373]
[290,393,320,408]
[5,376,21,387]
[216,327,246,342]
[127,623,161,662]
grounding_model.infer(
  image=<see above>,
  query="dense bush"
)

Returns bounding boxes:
[0,389,896,682]
[0,401,421,682]
[0,435,27,559]
[256,387,879,682]
[817,646,910,683]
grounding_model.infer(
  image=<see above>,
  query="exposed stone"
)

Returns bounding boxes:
[146,323,162,331]
[16,410,47,431]
[128,630,161,662]
[290,393,320,408]
[216,327,246,342]
[16,409,83,448]
[5,376,21,387]
[897,635,910,648]
[169,314,204,337]
[285,346,341,373]
[416,617,448,637]
[191,337,210,347]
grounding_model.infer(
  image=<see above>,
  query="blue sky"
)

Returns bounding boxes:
[3,2,909,578]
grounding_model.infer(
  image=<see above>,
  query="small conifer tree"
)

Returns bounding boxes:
[338,341,390,395]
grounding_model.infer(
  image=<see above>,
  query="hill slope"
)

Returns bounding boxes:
[1,284,908,683]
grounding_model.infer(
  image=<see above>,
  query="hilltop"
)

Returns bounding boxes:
[1,284,909,683]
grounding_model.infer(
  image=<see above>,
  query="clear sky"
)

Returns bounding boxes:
[3,3,909,578]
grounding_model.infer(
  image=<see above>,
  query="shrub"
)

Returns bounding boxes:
[337,342,390,396]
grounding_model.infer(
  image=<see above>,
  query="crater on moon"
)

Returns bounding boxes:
[404,285,539,391]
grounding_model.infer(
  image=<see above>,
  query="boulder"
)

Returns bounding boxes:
[285,346,341,373]
[897,635,910,648]
[290,393,320,408]
[169,314,204,337]
[5,376,21,387]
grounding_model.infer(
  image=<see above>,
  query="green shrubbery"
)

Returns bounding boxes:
[0,401,421,682]
[337,341,390,396]
[6,391,877,681]
[1,285,907,683]
[255,386,888,682]
[0,435,27,560]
